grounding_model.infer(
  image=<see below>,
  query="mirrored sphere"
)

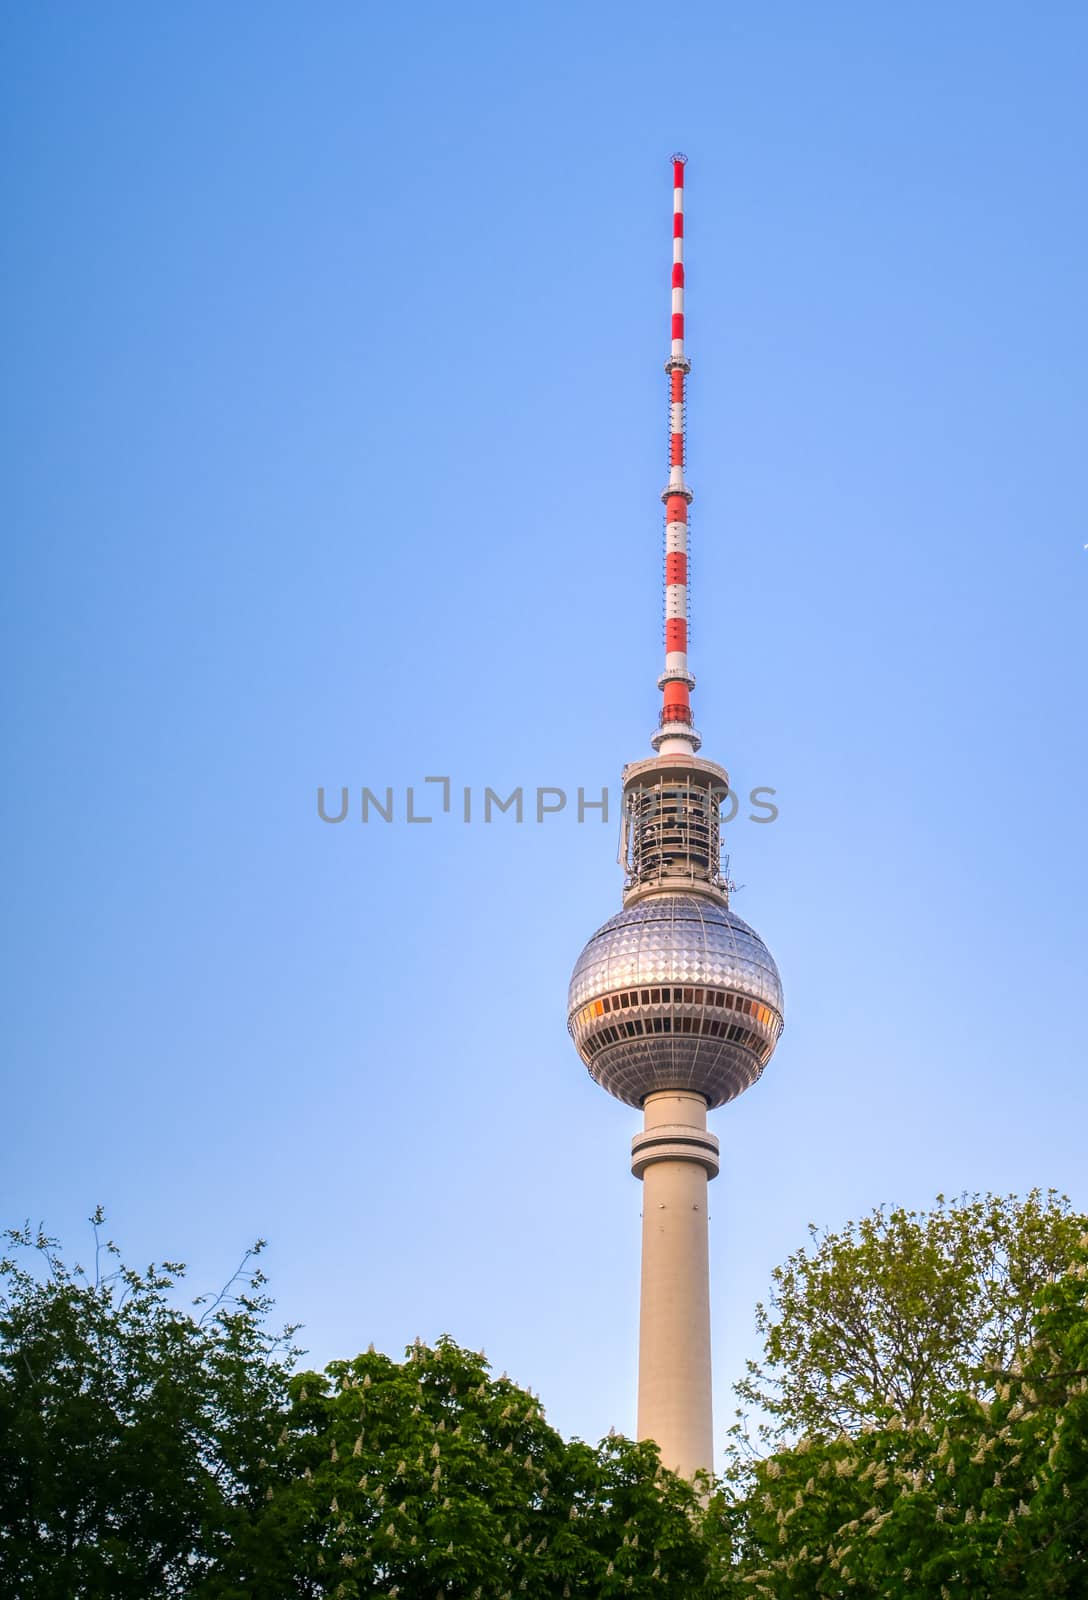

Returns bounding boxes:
[568,893,784,1109]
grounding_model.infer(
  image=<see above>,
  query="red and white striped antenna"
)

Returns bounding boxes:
[652,153,700,757]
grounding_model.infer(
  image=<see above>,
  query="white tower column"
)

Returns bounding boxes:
[631,1089,720,1479]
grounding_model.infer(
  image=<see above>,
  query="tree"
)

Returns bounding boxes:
[723,1229,1088,1597]
[0,1210,298,1600]
[2,1214,733,1597]
[734,1190,1086,1443]
[207,1336,731,1599]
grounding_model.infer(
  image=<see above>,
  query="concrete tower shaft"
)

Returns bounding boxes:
[633,1091,717,1480]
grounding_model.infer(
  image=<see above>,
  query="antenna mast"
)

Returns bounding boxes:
[654,153,700,756]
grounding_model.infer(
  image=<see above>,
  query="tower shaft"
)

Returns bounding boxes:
[632,1091,719,1478]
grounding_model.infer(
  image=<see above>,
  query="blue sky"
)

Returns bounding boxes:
[3,1,1086,1464]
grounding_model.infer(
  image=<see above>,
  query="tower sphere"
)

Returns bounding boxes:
[568,892,783,1109]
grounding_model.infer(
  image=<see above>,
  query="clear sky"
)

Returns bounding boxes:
[3,2,1086,1465]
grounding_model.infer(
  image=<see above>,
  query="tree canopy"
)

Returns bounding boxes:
[210,1336,726,1598]
[4,1194,1085,1597]
[722,1227,1088,1596]
[0,1210,297,1600]
[1,1213,726,1598]
[734,1189,1085,1441]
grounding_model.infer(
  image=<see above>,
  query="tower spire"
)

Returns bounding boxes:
[654,153,699,756]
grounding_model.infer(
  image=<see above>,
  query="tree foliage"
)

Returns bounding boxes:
[735,1190,1086,1442]
[1,1215,730,1598]
[0,1210,298,1600]
[723,1229,1088,1597]
[6,1194,1085,1597]
[210,1335,728,1598]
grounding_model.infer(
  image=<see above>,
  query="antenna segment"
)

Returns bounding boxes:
[653,153,700,757]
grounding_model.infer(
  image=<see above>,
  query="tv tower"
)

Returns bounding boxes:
[567,156,784,1481]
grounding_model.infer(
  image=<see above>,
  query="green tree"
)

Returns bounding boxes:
[2,1214,734,1597]
[0,1210,298,1600]
[210,1336,731,1599]
[725,1231,1088,1597]
[735,1190,1086,1442]
[722,1197,1088,1598]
